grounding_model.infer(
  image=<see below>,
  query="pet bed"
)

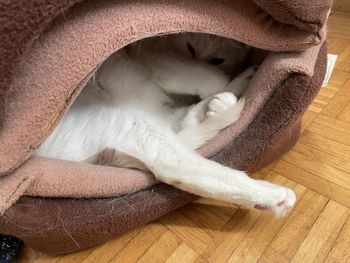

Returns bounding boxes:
[0,0,331,255]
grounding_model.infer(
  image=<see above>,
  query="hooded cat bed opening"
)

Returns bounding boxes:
[0,0,330,255]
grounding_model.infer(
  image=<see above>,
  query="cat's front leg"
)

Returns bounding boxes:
[226,66,257,97]
[178,93,244,150]
[205,92,238,118]
[181,92,239,129]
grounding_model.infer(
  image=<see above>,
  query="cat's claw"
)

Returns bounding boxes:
[206,92,238,118]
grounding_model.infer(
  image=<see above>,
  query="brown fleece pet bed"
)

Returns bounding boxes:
[0,0,330,255]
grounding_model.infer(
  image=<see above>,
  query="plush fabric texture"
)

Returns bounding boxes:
[0,0,83,127]
[0,43,327,255]
[0,0,327,214]
[0,157,158,213]
[213,44,328,170]
[0,0,330,128]
[1,185,196,255]
[252,0,333,33]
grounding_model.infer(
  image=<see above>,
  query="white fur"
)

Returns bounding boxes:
[38,33,296,215]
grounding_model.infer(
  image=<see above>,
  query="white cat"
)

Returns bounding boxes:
[37,33,296,215]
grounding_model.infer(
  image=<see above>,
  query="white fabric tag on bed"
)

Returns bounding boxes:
[322,54,338,87]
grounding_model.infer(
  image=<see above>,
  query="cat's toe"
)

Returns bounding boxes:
[254,186,296,217]
[272,188,296,216]
[206,92,237,118]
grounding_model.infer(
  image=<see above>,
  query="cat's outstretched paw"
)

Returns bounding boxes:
[206,92,238,118]
[253,184,296,217]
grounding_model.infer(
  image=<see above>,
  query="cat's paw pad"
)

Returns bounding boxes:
[206,92,237,118]
[254,186,296,217]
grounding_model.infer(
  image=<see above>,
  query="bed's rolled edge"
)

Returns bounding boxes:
[252,0,334,33]
[212,42,328,171]
[0,184,196,255]
[0,42,327,256]
[0,0,83,128]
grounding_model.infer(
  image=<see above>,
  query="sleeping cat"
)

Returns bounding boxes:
[37,33,296,215]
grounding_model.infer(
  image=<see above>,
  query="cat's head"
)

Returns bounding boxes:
[166,33,250,76]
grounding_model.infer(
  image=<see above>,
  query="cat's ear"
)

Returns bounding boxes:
[187,42,196,57]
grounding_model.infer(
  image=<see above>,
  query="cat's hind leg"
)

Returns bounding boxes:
[86,148,148,171]
[111,113,296,216]
[93,92,243,171]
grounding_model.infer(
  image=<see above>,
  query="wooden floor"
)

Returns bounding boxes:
[18,7,350,263]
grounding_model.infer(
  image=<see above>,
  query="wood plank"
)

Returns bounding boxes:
[165,243,205,263]
[338,101,350,122]
[138,230,181,263]
[291,142,350,176]
[282,148,350,190]
[108,223,166,263]
[313,114,350,135]
[316,87,338,98]
[301,110,318,133]
[33,257,61,263]
[311,93,335,109]
[82,228,139,263]
[323,69,350,91]
[333,0,350,12]
[291,201,350,263]
[159,210,214,255]
[227,176,306,263]
[328,11,350,41]
[178,201,236,234]
[336,42,350,72]
[299,131,350,160]
[257,162,279,177]
[56,247,95,263]
[203,209,262,262]
[327,39,350,57]
[193,198,237,210]
[320,78,350,117]
[204,174,291,262]
[306,120,350,146]
[325,216,350,263]
[308,105,323,113]
[261,190,328,263]
[191,198,238,224]
[273,160,350,208]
